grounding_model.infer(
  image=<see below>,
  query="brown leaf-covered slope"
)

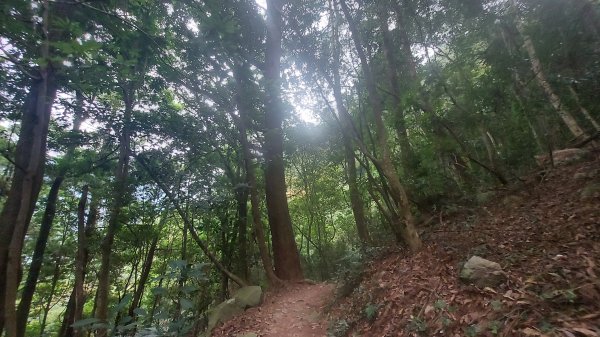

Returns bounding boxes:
[329,156,600,336]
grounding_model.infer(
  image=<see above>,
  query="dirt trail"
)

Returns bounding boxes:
[212,283,335,337]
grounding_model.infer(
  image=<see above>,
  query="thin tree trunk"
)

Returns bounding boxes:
[511,7,588,139]
[263,0,304,280]
[343,138,371,245]
[569,85,600,131]
[135,155,249,287]
[128,236,159,318]
[16,91,86,337]
[15,175,63,337]
[339,0,422,251]
[39,227,67,337]
[235,189,249,281]
[59,194,97,337]
[96,92,133,337]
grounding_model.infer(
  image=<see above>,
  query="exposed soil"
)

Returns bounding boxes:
[212,283,335,337]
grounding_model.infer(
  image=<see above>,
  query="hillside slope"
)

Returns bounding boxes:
[328,156,600,337]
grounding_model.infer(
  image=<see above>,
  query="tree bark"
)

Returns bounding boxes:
[95,92,133,337]
[232,64,282,287]
[339,0,422,251]
[508,3,589,140]
[128,235,159,318]
[263,0,304,280]
[235,188,249,281]
[59,194,98,337]
[15,175,63,337]
[377,4,417,171]
[569,85,600,131]
[343,137,371,245]
[1,68,58,337]
[16,90,86,337]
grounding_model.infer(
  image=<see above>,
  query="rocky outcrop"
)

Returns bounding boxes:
[460,256,506,288]
[205,286,263,335]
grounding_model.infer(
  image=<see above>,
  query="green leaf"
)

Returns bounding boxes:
[152,286,167,296]
[71,318,100,328]
[133,307,147,317]
[180,298,194,310]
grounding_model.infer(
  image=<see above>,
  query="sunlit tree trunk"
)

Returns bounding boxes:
[263,0,304,280]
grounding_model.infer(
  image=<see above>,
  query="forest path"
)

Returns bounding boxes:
[212,283,335,337]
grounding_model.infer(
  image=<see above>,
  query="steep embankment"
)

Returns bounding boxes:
[329,155,600,336]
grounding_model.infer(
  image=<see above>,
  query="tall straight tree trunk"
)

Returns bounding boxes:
[377,4,417,171]
[339,0,422,251]
[233,64,281,286]
[16,91,86,337]
[96,93,133,337]
[263,0,304,280]
[0,1,71,332]
[1,65,58,337]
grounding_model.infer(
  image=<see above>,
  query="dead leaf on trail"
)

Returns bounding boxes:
[521,327,547,336]
[571,328,599,336]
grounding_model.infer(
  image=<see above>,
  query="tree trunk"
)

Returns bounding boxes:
[232,64,281,287]
[135,155,249,287]
[339,0,422,251]
[378,5,417,171]
[513,12,588,139]
[128,235,159,318]
[2,71,58,337]
[235,189,249,281]
[263,0,304,280]
[96,93,133,337]
[15,175,63,337]
[569,85,600,131]
[343,138,371,245]
[16,90,86,337]
[39,227,67,337]
[59,194,97,337]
